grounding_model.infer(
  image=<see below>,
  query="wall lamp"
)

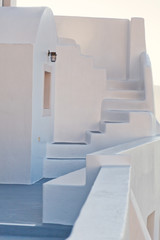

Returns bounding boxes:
[48,51,57,62]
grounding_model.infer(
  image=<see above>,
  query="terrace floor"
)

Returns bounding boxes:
[0,179,72,239]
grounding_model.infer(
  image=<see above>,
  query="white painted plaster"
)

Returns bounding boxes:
[43,158,86,178]
[30,7,57,183]
[0,44,32,184]
[0,7,48,44]
[43,169,87,225]
[102,53,154,113]
[68,167,130,240]
[53,40,106,142]
[123,191,151,240]
[94,139,160,239]
[45,111,158,160]
[0,7,57,183]
[43,155,129,225]
[48,16,156,150]
[154,85,160,123]
[0,7,159,239]
[129,18,146,80]
[43,136,160,239]
[55,16,129,80]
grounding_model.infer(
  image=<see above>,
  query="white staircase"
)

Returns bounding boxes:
[42,17,160,230]
[43,38,159,179]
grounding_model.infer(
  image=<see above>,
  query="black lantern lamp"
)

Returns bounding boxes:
[48,50,57,62]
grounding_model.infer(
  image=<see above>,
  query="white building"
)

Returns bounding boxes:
[0,5,57,184]
[0,1,160,239]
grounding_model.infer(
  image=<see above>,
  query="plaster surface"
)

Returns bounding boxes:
[0,4,159,240]
[55,16,129,80]
[154,85,160,122]
[68,167,130,240]
[54,40,106,142]
[0,7,50,44]
[0,44,33,184]
[60,137,160,239]
[0,179,72,239]
[0,7,57,184]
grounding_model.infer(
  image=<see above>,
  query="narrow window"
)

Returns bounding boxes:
[44,71,51,110]
[147,211,155,239]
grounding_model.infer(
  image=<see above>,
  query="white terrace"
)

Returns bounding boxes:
[0,3,160,240]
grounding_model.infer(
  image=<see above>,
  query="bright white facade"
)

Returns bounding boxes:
[0,7,57,183]
[0,2,160,240]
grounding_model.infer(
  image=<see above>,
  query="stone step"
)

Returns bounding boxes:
[86,122,134,148]
[106,89,144,100]
[101,98,149,111]
[86,111,157,148]
[43,158,86,178]
[107,79,141,90]
[46,143,89,159]
[47,112,156,159]
[99,119,128,132]
[101,110,129,122]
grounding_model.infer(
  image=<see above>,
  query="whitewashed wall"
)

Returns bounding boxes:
[154,85,160,123]
[55,16,129,80]
[54,43,106,142]
[31,7,57,183]
[0,44,32,183]
[66,137,160,239]
[53,17,146,142]
[0,7,57,184]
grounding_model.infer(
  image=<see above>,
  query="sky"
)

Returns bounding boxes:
[17,0,160,85]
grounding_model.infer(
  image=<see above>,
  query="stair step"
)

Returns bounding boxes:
[43,158,86,178]
[107,79,141,90]
[101,110,129,122]
[99,120,129,132]
[102,99,148,111]
[86,113,155,149]
[46,143,90,159]
[86,121,131,147]
[46,112,155,160]
[106,89,144,100]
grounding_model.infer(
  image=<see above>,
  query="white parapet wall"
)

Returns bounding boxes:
[68,166,131,240]
[43,137,160,239]
[43,168,87,225]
